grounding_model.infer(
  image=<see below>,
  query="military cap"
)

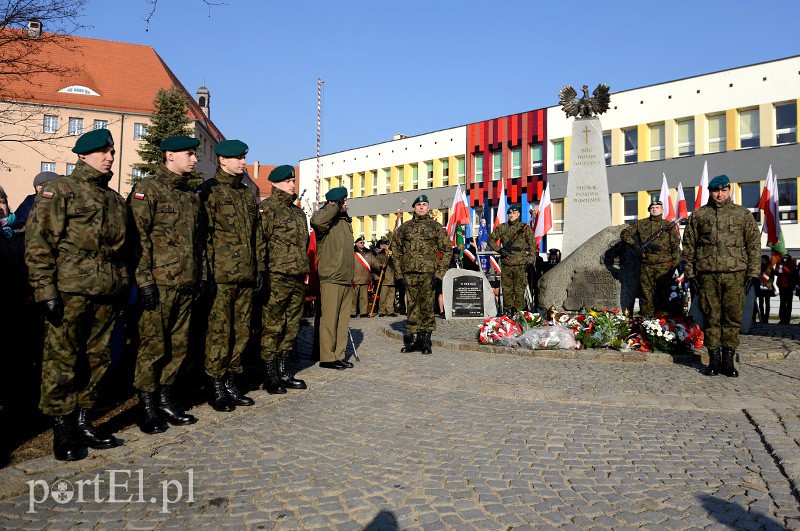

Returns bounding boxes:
[71,129,114,154]
[160,135,200,152]
[548,248,559,254]
[412,194,429,207]
[325,187,347,202]
[268,165,295,182]
[355,236,365,243]
[377,239,389,246]
[214,139,248,158]
[33,171,58,187]
[508,205,521,213]
[648,199,663,208]
[708,174,731,190]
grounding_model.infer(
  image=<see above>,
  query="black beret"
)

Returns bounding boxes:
[72,129,114,154]
[268,165,295,182]
[33,171,58,187]
[355,236,365,243]
[508,205,521,213]
[412,194,429,207]
[649,199,663,208]
[214,139,248,158]
[160,135,200,152]
[377,239,389,246]
[326,187,347,202]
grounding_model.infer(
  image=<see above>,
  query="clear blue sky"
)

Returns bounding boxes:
[77,0,800,166]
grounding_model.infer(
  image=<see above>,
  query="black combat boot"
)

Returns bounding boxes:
[703,348,721,376]
[278,353,307,389]
[400,333,419,353]
[209,378,235,412]
[263,361,288,395]
[76,408,119,449]
[419,331,433,354]
[158,386,197,425]
[223,373,255,406]
[53,413,87,461]
[721,348,739,378]
[138,391,169,434]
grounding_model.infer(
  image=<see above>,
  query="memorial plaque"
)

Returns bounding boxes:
[564,269,619,311]
[452,276,484,317]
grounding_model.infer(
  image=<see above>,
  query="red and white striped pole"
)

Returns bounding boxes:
[315,77,324,207]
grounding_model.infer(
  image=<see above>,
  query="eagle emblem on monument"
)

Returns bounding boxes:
[558,84,611,118]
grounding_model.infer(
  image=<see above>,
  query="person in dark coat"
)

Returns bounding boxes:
[13,171,58,229]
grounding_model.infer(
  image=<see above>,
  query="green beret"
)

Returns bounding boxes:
[268,165,295,182]
[412,194,429,207]
[72,129,114,154]
[508,205,521,213]
[355,236,365,243]
[326,187,347,202]
[708,174,730,190]
[649,199,663,208]
[160,135,200,152]
[214,139,248,158]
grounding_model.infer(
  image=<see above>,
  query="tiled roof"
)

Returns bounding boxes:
[0,31,223,139]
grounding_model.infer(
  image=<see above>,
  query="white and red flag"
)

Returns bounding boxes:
[676,182,688,220]
[533,184,552,246]
[492,179,507,230]
[757,165,785,267]
[446,185,470,243]
[659,173,676,221]
[694,160,709,210]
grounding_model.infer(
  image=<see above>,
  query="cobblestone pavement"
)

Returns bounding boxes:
[1,316,799,529]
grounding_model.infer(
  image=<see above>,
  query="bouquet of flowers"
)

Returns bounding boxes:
[478,315,522,344]
[558,309,630,350]
[512,310,544,330]
[634,314,703,353]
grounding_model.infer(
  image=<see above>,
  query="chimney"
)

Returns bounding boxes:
[27,19,42,38]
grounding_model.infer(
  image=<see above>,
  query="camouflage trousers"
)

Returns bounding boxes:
[205,283,253,379]
[133,285,193,392]
[501,264,528,311]
[698,271,746,349]
[40,293,117,416]
[639,262,674,316]
[379,283,395,314]
[405,272,436,334]
[261,273,305,362]
[352,284,370,316]
[318,283,352,362]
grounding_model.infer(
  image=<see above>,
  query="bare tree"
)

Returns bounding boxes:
[144,0,227,31]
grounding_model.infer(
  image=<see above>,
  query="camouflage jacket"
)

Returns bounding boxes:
[373,251,395,285]
[487,220,537,266]
[259,187,309,277]
[393,213,450,279]
[310,202,354,285]
[25,160,130,302]
[621,215,681,266]
[353,249,379,285]
[128,164,204,289]
[681,197,761,278]
[198,168,266,285]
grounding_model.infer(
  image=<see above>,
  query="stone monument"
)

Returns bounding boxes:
[557,84,613,257]
[442,269,497,319]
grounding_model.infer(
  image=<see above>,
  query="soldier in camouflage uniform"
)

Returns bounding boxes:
[488,205,537,314]
[25,129,128,461]
[374,239,397,316]
[393,195,450,354]
[621,199,682,316]
[128,136,204,434]
[259,165,309,393]
[199,140,266,410]
[682,175,760,378]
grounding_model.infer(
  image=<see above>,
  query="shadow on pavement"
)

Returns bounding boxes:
[698,494,786,530]
[363,509,399,530]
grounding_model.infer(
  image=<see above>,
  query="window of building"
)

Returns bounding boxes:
[623,193,638,224]
[66,163,75,175]
[426,161,433,188]
[442,159,449,186]
[383,168,391,193]
[473,154,483,183]
[707,114,726,153]
[623,128,638,163]
[553,140,564,172]
[739,181,761,222]
[41,162,56,173]
[371,171,378,195]
[131,167,146,181]
[551,200,564,233]
[58,85,99,96]
[530,144,543,176]
[93,120,108,130]
[370,215,378,240]
[492,151,502,181]
[43,114,58,133]
[510,147,521,179]
[776,102,797,144]
[398,167,404,191]
[342,174,351,192]
[738,108,760,149]
[358,174,364,196]
[457,157,465,185]
[778,179,798,222]
[677,118,695,156]
[68,117,83,136]
[411,164,419,189]
[649,123,665,161]
[134,123,148,140]
[683,187,696,214]
[602,133,611,166]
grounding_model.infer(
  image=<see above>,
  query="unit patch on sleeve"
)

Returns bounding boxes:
[134,192,146,200]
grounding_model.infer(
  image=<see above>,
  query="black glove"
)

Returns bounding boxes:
[498,248,510,259]
[430,276,442,291]
[686,277,700,297]
[336,197,347,210]
[744,276,759,295]
[139,284,159,311]
[43,297,63,326]
[395,278,406,290]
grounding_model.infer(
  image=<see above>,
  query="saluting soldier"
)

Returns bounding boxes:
[621,199,681,316]
[374,239,397,316]
[682,175,760,377]
[352,235,379,317]
[259,165,309,394]
[393,195,450,354]
[199,140,266,410]
[310,187,355,369]
[488,205,537,314]
[25,129,129,461]
[128,136,204,434]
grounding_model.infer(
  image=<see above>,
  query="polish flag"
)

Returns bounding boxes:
[676,182,688,220]
[533,184,552,246]
[694,160,709,210]
[446,185,470,243]
[758,165,785,261]
[659,173,676,221]
[493,180,507,230]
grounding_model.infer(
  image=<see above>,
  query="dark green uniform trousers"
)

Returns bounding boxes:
[405,272,435,334]
[134,285,193,392]
[639,262,674,316]
[698,271,746,349]
[205,283,253,379]
[260,273,305,362]
[501,264,527,310]
[379,284,395,314]
[352,284,369,316]
[40,293,117,416]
